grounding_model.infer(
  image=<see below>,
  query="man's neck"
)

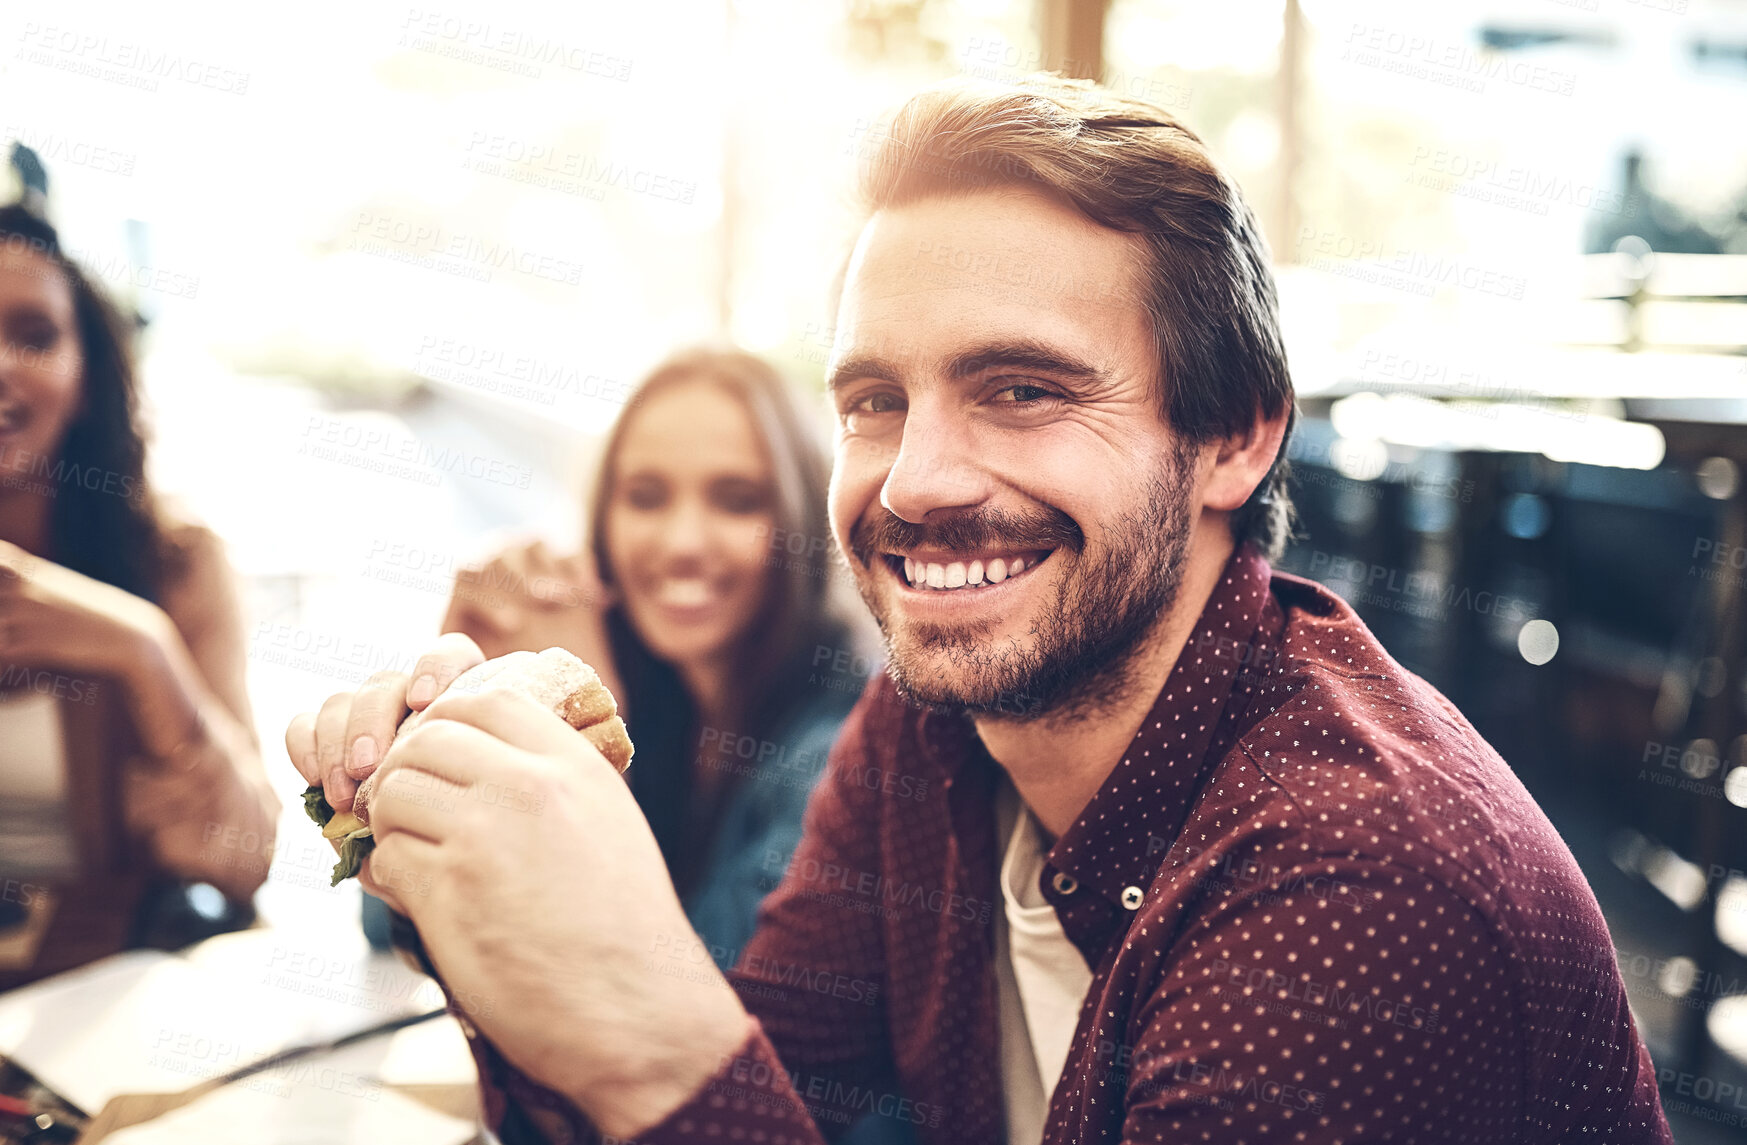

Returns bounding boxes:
[972,528,1235,839]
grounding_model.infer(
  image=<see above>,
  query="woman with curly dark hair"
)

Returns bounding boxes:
[0,204,277,988]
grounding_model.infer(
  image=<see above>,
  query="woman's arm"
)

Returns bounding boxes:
[119,525,279,900]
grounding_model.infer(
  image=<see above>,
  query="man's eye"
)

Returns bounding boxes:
[850,392,904,414]
[992,383,1058,404]
[842,391,906,426]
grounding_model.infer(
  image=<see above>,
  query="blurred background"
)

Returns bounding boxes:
[3,0,1747,1138]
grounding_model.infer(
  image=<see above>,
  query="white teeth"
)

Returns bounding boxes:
[898,554,1041,590]
[657,579,712,607]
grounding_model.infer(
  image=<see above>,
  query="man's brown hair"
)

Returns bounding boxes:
[855,75,1296,559]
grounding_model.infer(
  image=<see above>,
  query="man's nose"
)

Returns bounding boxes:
[878,415,989,524]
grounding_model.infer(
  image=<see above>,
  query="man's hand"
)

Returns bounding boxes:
[361,685,752,1137]
[284,631,486,813]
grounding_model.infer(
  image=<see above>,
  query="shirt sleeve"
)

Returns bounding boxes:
[463,681,900,1145]
[633,684,903,1142]
[1110,855,1524,1143]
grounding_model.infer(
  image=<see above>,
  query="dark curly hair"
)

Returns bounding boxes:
[0,204,175,603]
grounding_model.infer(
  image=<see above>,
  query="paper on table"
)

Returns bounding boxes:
[0,950,180,1112]
[0,929,448,1114]
[98,1071,476,1145]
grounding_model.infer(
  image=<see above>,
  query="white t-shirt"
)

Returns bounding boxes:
[993,779,1095,1145]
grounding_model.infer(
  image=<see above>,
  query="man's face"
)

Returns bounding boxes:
[827,187,1207,719]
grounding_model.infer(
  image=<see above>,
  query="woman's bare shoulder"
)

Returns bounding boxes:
[154,509,238,629]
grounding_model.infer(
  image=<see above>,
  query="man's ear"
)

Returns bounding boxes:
[1199,404,1290,513]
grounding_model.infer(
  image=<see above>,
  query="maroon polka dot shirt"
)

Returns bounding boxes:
[466,544,1673,1144]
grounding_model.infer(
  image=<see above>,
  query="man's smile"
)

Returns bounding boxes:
[881,547,1055,593]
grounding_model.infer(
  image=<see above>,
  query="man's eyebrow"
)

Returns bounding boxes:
[825,340,1114,393]
[946,341,1110,386]
[826,356,901,393]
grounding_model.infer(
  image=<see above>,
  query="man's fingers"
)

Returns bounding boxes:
[343,670,411,779]
[314,693,357,811]
[406,631,486,709]
[369,763,471,843]
[285,711,320,785]
[364,831,444,918]
[415,686,584,758]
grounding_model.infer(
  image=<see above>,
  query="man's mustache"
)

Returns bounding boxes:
[849,505,1084,566]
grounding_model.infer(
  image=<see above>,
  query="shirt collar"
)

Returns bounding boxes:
[919,544,1279,956]
[1046,541,1274,900]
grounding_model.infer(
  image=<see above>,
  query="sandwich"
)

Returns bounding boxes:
[301,647,633,885]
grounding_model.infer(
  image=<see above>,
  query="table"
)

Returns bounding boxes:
[0,927,483,1144]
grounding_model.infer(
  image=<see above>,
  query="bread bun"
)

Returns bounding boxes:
[352,647,632,826]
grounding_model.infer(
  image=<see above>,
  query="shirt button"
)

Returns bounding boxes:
[1051,871,1079,895]
[1120,886,1145,910]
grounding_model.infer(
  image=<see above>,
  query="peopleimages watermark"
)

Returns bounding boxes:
[0,665,100,705]
[15,23,251,95]
[958,39,1192,109]
[1691,537,1747,589]
[1657,1066,1747,1128]
[758,524,837,580]
[398,8,632,81]
[1615,942,1745,1011]
[349,211,586,287]
[764,850,993,924]
[149,1027,380,1102]
[2,125,137,177]
[1340,23,1577,97]
[1165,842,1379,915]
[1297,226,1529,301]
[1348,348,1592,421]
[1405,146,1634,219]
[1306,551,1537,624]
[1096,1040,1327,1114]
[912,236,1137,307]
[1287,436,1478,502]
[1,878,46,907]
[259,943,494,1019]
[0,442,149,505]
[298,413,534,490]
[461,132,697,204]
[359,537,605,609]
[711,1050,945,1129]
[649,932,881,1005]
[1208,955,1442,1033]
[411,335,639,408]
[0,231,201,301]
[700,722,930,801]
[806,639,1042,716]
[250,620,422,685]
[1639,739,1727,801]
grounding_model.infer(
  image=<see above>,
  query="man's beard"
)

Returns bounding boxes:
[847,454,1195,722]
